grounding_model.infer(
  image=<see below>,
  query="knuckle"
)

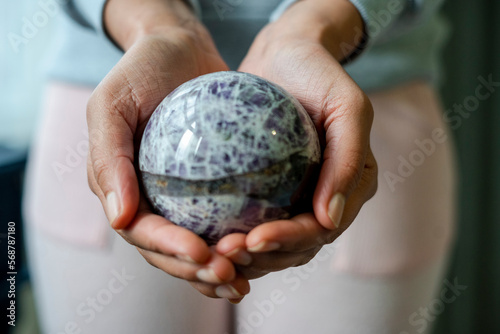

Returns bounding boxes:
[368,169,378,199]
[91,156,110,191]
[348,89,374,119]
[87,79,139,138]
[86,92,98,119]
[364,150,379,199]
[86,157,97,194]
[341,157,365,192]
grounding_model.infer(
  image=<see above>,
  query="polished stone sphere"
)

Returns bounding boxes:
[139,71,320,244]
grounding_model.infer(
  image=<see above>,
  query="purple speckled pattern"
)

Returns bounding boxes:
[139,71,321,244]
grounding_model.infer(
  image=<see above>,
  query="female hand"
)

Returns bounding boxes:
[86,0,249,300]
[216,0,378,280]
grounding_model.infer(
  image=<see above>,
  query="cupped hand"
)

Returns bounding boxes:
[86,29,249,300]
[216,0,378,279]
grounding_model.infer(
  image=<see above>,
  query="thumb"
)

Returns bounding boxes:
[312,90,374,230]
[86,84,140,230]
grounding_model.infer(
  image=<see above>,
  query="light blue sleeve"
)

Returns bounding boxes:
[269,0,299,22]
[62,0,202,34]
[270,0,443,46]
[66,0,107,32]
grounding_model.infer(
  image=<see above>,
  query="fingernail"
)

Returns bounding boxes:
[328,193,345,229]
[225,248,252,266]
[215,285,243,299]
[196,268,222,284]
[228,297,244,304]
[248,241,280,253]
[106,192,120,227]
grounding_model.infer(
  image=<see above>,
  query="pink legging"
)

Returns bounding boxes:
[23,80,456,334]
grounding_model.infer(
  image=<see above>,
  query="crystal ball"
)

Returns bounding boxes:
[138,71,321,245]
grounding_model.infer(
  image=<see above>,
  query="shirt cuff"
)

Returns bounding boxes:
[70,0,108,33]
[269,0,408,62]
[68,0,202,50]
[348,0,407,44]
[71,0,202,32]
[185,0,202,18]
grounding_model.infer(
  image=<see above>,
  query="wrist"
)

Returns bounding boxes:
[274,0,364,62]
[104,0,204,51]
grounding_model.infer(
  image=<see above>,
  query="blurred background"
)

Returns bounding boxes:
[433,1,500,332]
[0,0,498,333]
[0,1,52,333]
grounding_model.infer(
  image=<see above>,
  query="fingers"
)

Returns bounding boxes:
[216,233,253,266]
[86,79,141,230]
[189,274,250,300]
[117,206,212,264]
[336,146,378,228]
[245,213,332,252]
[137,247,236,283]
[238,248,321,280]
[215,220,325,268]
[214,215,328,280]
[239,214,332,277]
[312,78,375,230]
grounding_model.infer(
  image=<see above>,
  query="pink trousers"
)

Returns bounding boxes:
[23,80,456,334]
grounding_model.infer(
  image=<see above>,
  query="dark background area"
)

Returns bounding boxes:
[435,0,500,333]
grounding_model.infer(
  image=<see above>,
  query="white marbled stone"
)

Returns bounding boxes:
[139,71,321,244]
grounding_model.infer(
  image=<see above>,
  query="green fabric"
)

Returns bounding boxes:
[433,0,500,332]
